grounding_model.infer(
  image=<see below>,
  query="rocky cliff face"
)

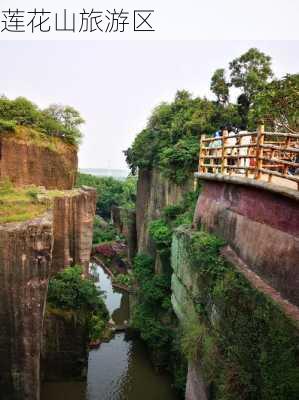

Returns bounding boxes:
[41,310,88,382]
[194,179,299,306]
[136,168,193,256]
[172,183,299,400]
[52,188,96,274]
[0,134,77,190]
[111,206,137,264]
[0,214,53,400]
[0,188,96,400]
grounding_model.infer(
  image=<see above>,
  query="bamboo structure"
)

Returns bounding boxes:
[198,125,299,190]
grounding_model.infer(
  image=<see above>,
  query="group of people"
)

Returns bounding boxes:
[209,125,251,172]
[208,125,299,176]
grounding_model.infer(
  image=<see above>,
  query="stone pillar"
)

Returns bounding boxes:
[0,214,53,400]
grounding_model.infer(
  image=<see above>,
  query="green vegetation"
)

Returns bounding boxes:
[0,179,80,224]
[76,173,136,220]
[0,119,16,132]
[76,173,137,244]
[180,317,207,362]
[251,73,299,132]
[131,253,187,394]
[131,192,200,394]
[92,216,118,244]
[0,179,48,223]
[132,254,174,349]
[229,48,273,109]
[149,219,172,250]
[47,266,109,342]
[148,189,200,250]
[126,48,298,183]
[112,272,135,288]
[211,48,298,130]
[77,173,136,246]
[126,47,299,398]
[0,125,77,155]
[210,68,229,105]
[175,228,299,400]
[0,95,84,145]
[125,90,240,184]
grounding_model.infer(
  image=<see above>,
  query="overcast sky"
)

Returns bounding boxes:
[0,40,298,169]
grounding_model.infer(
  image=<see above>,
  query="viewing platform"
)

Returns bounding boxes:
[196,125,299,193]
[194,126,299,308]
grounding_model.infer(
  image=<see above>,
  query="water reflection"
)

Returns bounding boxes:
[41,263,179,400]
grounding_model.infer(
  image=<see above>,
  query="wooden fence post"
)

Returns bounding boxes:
[283,136,291,177]
[255,124,264,180]
[198,134,205,173]
[221,129,228,174]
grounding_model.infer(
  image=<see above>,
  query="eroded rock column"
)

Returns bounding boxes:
[52,187,96,274]
[0,214,53,400]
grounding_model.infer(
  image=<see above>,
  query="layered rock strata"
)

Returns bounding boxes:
[0,188,96,400]
[194,178,299,306]
[136,168,193,255]
[0,134,77,190]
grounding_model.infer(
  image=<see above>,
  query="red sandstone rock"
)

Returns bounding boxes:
[0,188,96,400]
[0,135,77,190]
[136,168,193,255]
[194,179,299,307]
[52,188,96,274]
[0,213,53,400]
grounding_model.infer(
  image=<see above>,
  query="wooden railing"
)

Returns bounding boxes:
[198,125,299,190]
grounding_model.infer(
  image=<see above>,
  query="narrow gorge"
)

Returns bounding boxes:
[0,46,298,400]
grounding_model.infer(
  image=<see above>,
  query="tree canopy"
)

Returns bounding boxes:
[210,48,275,126]
[125,90,240,183]
[126,48,298,183]
[229,48,273,104]
[0,96,84,146]
[250,73,299,132]
[210,68,230,105]
[76,173,137,219]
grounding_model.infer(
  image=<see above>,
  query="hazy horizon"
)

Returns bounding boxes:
[0,40,298,169]
[80,167,130,178]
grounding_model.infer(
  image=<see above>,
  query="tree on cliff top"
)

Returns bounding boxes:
[229,48,273,104]
[229,48,273,126]
[250,73,299,132]
[0,96,40,126]
[42,104,85,145]
[0,96,84,146]
[125,90,239,183]
[210,48,274,127]
[210,68,230,105]
[127,48,296,182]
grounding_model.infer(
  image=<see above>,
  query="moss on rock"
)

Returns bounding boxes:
[172,226,299,400]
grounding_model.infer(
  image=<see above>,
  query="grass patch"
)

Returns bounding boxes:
[0,119,16,133]
[0,179,80,224]
[0,181,48,223]
[1,125,75,154]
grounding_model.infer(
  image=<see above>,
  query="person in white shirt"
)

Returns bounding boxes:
[209,130,222,173]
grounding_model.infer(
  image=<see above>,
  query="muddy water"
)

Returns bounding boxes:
[42,262,179,400]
